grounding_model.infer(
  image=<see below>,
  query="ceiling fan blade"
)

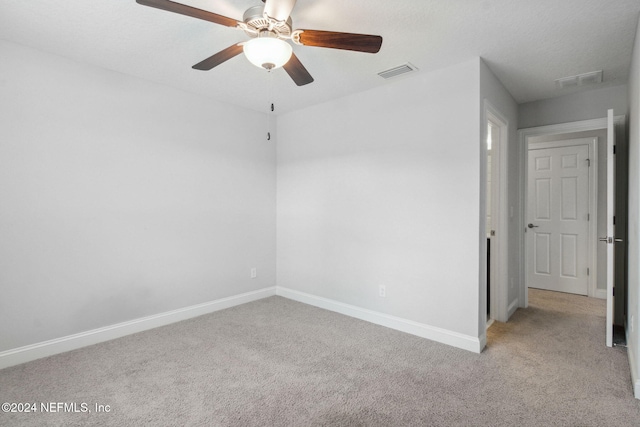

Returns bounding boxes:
[296,30,382,53]
[263,0,297,22]
[136,0,239,27]
[283,53,314,86]
[192,44,244,70]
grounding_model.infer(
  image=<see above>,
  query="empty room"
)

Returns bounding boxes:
[2,0,640,425]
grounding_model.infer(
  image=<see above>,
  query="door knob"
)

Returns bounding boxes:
[527,223,538,228]
[600,237,624,243]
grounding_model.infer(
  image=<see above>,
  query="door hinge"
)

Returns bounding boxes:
[587,158,591,167]
[613,215,616,225]
[587,213,590,221]
[613,145,617,155]
[613,287,615,296]
[587,268,590,276]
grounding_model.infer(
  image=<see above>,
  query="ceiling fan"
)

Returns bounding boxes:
[136,0,383,86]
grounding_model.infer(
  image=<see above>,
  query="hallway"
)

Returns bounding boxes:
[486,288,638,423]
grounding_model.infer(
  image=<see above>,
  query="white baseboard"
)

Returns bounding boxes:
[276,287,483,353]
[478,333,487,352]
[627,330,640,399]
[507,298,519,319]
[594,289,607,300]
[0,287,276,370]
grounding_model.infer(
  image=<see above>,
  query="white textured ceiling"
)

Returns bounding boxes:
[1,0,639,114]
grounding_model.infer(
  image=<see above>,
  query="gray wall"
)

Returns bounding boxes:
[0,41,277,352]
[626,16,640,397]
[277,59,482,343]
[519,85,628,129]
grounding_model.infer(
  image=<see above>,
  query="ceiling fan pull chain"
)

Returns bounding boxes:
[269,68,274,113]
[266,69,274,141]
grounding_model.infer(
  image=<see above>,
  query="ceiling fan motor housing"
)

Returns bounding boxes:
[242,5,292,38]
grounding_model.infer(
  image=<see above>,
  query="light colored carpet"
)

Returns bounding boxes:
[1,289,639,426]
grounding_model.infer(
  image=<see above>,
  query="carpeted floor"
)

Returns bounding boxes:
[1,289,639,426]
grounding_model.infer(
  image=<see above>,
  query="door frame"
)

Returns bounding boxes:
[483,100,509,323]
[526,138,598,299]
[518,115,626,308]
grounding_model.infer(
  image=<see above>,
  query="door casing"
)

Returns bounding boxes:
[483,100,509,325]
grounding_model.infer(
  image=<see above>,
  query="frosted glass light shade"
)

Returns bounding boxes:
[243,37,293,70]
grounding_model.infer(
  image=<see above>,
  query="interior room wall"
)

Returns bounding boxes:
[0,40,276,353]
[518,85,629,129]
[277,58,482,348]
[479,60,520,326]
[626,15,640,398]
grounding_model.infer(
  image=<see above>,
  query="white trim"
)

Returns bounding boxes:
[518,115,626,308]
[276,286,483,353]
[594,289,607,300]
[528,139,596,150]
[519,116,625,137]
[483,100,510,324]
[507,298,519,318]
[627,330,640,399]
[478,332,487,351]
[0,287,277,370]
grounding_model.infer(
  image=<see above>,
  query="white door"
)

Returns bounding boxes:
[604,109,616,347]
[527,144,590,295]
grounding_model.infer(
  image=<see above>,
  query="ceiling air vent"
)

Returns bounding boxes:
[555,70,603,89]
[378,63,418,80]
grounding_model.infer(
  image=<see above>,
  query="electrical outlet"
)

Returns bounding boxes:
[379,285,386,298]
[250,268,257,279]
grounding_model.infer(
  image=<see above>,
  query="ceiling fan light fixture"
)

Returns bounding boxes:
[243,33,292,70]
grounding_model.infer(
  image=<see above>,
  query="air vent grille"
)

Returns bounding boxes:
[378,63,418,80]
[555,70,603,89]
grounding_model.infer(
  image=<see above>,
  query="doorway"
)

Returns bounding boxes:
[526,139,596,296]
[484,101,509,326]
[518,115,628,344]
